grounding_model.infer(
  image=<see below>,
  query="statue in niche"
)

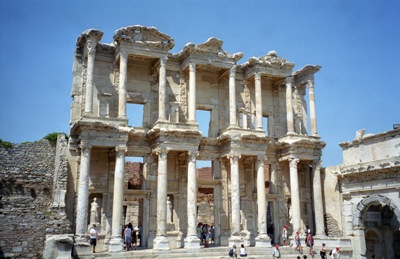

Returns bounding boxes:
[167,196,172,223]
[90,198,99,224]
[240,210,248,231]
[293,87,305,134]
[288,203,293,225]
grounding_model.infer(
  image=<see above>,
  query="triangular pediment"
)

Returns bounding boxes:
[113,25,175,50]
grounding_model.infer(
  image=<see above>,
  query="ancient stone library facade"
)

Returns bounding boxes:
[0,25,399,259]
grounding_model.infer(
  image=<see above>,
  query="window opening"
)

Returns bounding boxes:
[127,103,144,127]
[196,109,211,137]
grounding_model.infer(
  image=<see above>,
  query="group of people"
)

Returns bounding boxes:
[196,222,215,247]
[281,225,342,259]
[229,244,248,258]
[123,223,141,251]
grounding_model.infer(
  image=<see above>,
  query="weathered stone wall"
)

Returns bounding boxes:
[0,138,73,258]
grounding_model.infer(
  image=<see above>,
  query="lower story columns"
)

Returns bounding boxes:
[255,155,270,247]
[153,148,170,250]
[108,146,127,252]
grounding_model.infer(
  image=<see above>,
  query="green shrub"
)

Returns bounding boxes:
[43,132,68,144]
[0,139,13,148]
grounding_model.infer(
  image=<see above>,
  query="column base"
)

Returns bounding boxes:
[255,234,271,247]
[153,235,170,250]
[228,235,242,247]
[108,237,124,252]
[73,240,92,256]
[184,235,200,249]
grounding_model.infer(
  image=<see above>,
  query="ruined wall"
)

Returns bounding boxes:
[0,139,73,258]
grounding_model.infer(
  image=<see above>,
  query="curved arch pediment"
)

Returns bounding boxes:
[353,194,400,229]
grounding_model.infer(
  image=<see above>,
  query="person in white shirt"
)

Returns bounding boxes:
[239,244,247,257]
[272,244,281,258]
[331,247,340,259]
[89,224,98,253]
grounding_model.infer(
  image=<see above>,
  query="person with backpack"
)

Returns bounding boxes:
[229,245,237,258]
[272,244,281,258]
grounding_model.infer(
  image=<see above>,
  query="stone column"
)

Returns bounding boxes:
[285,77,295,134]
[308,79,318,136]
[75,143,91,241]
[228,152,241,245]
[158,56,168,122]
[188,63,196,123]
[84,39,97,114]
[184,150,200,248]
[229,65,237,127]
[153,148,170,249]
[289,156,301,234]
[108,146,127,252]
[312,160,325,236]
[213,158,222,246]
[255,72,263,130]
[255,155,270,247]
[118,50,128,119]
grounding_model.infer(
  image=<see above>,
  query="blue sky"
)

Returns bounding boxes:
[0,1,399,167]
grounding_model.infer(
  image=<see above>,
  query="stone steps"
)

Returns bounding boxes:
[85,246,318,259]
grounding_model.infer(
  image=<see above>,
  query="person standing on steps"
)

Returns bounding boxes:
[89,224,98,253]
[294,231,303,254]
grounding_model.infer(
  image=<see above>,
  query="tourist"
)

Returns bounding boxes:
[203,224,210,247]
[229,244,237,258]
[331,247,340,259]
[306,231,314,256]
[89,224,98,253]
[124,224,132,251]
[239,244,247,257]
[197,223,203,242]
[320,243,327,259]
[210,223,215,244]
[282,225,289,246]
[272,244,281,258]
[294,231,303,254]
[132,227,138,250]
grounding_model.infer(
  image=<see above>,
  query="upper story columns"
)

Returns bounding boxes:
[188,63,197,123]
[84,40,97,114]
[308,79,318,136]
[77,29,103,115]
[285,76,295,134]
[158,56,168,122]
[255,72,263,130]
[117,50,128,119]
[229,65,237,127]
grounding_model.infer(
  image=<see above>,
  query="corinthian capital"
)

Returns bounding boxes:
[188,150,199,163]
[313,160,322,169]
[115,146,127,158]
[289,156,299,168]
[86,40,97,56]
[156,148,168,161]
[79,142,91,158]
[285,76,294,85]
[229,65,236,77]
[189,62,196,73]
[227,152,241,164]
[160,56,168,67]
